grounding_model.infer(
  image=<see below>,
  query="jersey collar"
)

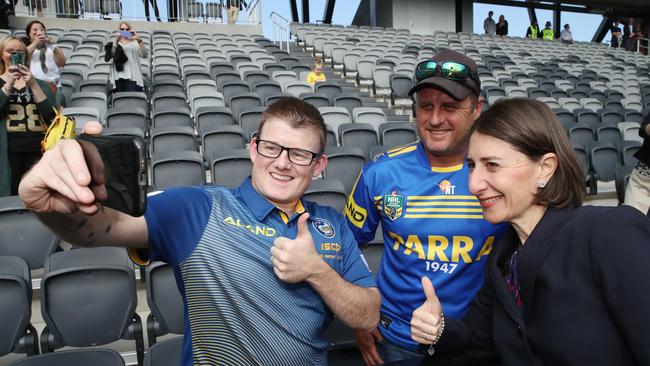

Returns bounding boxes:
[415,141,465,173]
[236,177,309,224]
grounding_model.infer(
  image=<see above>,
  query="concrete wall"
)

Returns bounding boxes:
[8,16,263,35]
[392,0,456,35]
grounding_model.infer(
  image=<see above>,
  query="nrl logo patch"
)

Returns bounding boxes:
[383,191,404,221]
[312,218,335,238]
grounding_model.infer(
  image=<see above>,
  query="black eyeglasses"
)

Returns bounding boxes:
[255,139,321,166]
[119,27,130,31]
[415,60,480,91]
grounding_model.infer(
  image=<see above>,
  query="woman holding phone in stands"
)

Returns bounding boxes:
[0,36,57,196]
[105,21,148,93]
[26,20,67,106]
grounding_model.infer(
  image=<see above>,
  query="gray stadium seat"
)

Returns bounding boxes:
[195,106,235,134]
[379,122,417,148]
[0,256,37,357]
[0,196,60,270]
[211,149,253,188]
[8,349,125,366]
[40,247,144,365]
[152,108,193,129]
[152,151,206,190]
[112,92,148,112]
[150,126,198,155]
[339,123,380,158]
[201,125,247,164]
[145,262,184,346]
[239,107,266,141]
[304,179,348,214]
[143,336,183,366]
[301,93,331,109]
[106,108,148,132]
[323,146,367,194]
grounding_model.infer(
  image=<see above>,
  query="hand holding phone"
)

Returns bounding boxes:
[77,134,147,217]
[10,52,24,66]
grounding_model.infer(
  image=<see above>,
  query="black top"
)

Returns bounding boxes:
[496,21,508,36]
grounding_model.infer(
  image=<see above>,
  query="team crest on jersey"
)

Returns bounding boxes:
[383,191,404,221]
[438,180,456,195]
[312,218,335,238]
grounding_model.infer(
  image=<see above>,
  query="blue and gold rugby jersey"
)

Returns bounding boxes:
[135,178,376,365]
[345,142,506,351]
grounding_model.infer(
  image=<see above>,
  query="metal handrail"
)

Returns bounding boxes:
[636,36,649,54]
[270,11,290,52]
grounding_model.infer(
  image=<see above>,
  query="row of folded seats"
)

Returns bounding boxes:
[0,194,384,365]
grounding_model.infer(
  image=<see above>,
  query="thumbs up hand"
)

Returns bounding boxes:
[271,213,324,284]
[411,277,444,345]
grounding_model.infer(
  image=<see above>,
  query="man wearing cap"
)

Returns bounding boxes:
[345,48,505,365]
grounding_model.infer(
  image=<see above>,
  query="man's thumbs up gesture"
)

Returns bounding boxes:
[411,276,444,345]
[271,213,324,284]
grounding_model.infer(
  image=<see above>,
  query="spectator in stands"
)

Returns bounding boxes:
[1,36,57,195]
[560,23,573,44]
[525,20,540,39]
[306,58,326,85]
[23,0,45,17]
[143,0,161,22]
[346,49,506,365]
[226,0,247,24]
[411,98,650,366]
[631,22,645,53]
[625,113,650,214]
[25,20,66,106]
[484,11,496,36]
[105,22,147,93]
[18,97,380,365]
[496,15,508,37]
[611,20,622,48]
[541,21,554,40]
[0,0,10,30]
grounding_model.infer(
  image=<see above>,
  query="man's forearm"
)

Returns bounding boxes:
[307,263,380,330]
[37,206,147,248]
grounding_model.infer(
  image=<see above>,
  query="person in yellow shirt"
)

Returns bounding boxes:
[541,21,555,41]
[306,58,326,85]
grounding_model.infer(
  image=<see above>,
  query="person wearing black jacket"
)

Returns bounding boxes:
[496,15,508,37]
[411,99,650,366]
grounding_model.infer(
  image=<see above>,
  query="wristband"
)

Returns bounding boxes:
[425,313,445,356]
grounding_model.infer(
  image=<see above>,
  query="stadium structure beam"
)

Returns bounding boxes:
[592,16,612,43]
[526,0,537,26]
[369,0,376,27]
[302,0,310,23]
[290,0,299,23]
[553,1,561,38]
[323,0,336,24]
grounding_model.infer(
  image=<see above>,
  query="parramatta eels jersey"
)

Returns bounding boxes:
[344,141,506,351]
[131,179,376,365]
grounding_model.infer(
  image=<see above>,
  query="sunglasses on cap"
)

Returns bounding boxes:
[415,60,480,90]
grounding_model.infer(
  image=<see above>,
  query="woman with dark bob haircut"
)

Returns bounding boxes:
[410,98,650,365]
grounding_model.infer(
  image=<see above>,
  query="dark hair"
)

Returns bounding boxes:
[257,97,327,152]
[25,20,46,37]
[25,20,48,73]
[471,98,585,208]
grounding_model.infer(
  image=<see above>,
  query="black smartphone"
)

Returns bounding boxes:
[77,134,147,217]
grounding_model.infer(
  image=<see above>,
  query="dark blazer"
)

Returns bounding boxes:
[435,205,650,366]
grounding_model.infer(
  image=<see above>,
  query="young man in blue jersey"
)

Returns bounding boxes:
[18,97,381,365]
[345,49,505,365]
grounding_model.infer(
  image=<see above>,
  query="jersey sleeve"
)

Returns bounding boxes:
[344,167,381,246]
[335,213,377,288]
[139,187,213,266]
